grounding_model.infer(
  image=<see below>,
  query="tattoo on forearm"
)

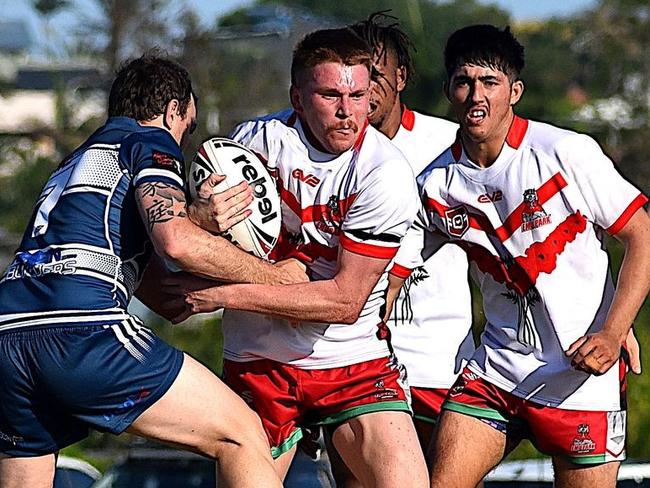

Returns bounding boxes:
[139,182,187,232]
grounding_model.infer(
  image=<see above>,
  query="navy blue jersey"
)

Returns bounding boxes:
[0,117,186,330]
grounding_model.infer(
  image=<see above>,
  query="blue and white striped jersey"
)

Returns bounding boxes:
[0,117,186,331]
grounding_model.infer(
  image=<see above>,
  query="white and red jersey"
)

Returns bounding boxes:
[223,109,419,369]
[404,115,647,410]
[387,108,474,388]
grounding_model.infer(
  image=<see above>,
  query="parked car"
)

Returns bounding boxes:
[485,458,650,487]
[54,455,101,488]
[90,446,333,487]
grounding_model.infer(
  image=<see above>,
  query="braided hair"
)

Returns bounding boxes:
[350,10,416,86]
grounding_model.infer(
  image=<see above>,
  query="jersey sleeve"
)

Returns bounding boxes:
[230,119,275,169]
[340,159,419,260]
[558,134,648,234]
[390,212,426,277]
[123,132,186,190]
[391,208,449,277]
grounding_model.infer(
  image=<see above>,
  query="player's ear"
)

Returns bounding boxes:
[396,65,407,93]
[510,79,524,106]
[290,85,303,114]
[164,99,180,130]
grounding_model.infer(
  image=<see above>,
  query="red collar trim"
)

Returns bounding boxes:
[353,119,369,151]
[401,105,415,131]
[506,115,529,149]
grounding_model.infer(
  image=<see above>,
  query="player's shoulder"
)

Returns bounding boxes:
[359,125,413,173]
[525,118,597,155]
[356,126,415,188]
[232,109,297,138]
[120,123,181,158]
[409,110,458,135]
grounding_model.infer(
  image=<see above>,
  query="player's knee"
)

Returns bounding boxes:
[198,410,269,460]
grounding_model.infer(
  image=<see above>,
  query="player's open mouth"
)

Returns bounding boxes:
[467,108,486,124]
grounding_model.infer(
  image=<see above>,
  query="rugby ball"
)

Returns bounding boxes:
[189,137,281,258]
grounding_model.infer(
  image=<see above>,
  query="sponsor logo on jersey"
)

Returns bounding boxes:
[152,150,182,175]
[315,195,343,235]
[445,205,470,238]
[292,168,320,187]
[478,190,503,203]
[571,423,596,454]
[5,249,77,281]
[521,189,551,231]
[0,430,23,446]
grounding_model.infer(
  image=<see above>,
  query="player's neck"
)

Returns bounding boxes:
[378,101,403,140]
[138,117,179,145]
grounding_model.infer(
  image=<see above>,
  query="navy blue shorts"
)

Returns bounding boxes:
[0,318,184,456]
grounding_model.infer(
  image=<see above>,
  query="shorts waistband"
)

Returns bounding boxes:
[0,309,133,333]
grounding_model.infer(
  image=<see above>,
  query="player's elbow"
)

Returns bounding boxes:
[335,299,365,324]
[154,231,192,268]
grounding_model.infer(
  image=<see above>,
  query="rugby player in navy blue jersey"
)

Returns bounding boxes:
[0,53,302,488]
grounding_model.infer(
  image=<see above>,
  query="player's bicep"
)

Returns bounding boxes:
[334,246,391,308]
[136,181,189,252]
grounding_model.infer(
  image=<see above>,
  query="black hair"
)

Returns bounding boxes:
[350,10,416,85]
[108,51,196,120]
[291,27,373,86]
[444,25,524,81]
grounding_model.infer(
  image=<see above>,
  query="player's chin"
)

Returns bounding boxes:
[325,133,356,153]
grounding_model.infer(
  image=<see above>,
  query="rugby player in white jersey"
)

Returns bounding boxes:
[166,27,428,487]
[395,24,649,488]
[318,14,472,487]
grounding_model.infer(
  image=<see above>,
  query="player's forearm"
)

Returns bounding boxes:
[162,220,287,285]
[602,230,650,343]
[218,280,365,324]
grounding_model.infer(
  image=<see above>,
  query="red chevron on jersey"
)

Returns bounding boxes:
[459,212,587,295]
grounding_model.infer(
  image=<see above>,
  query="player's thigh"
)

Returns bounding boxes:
[128,353,268,457]
[553,456,619,488]
[430,410,506,488]
[332,410,428,488]
[0,453,55,488]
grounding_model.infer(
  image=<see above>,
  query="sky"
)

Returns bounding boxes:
[4,0,597,57]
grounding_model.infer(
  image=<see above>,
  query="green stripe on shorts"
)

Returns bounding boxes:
[566,454,608,465]
[315,400,410,426]
[442,399,508,422]
[270,428,303,459]
[413,413,437,424]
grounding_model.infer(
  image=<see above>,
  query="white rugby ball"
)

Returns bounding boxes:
[189,137,281,258]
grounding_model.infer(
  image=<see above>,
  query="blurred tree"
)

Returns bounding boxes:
[31,0,70,58]
[569,0,650,191]
[72,0,183,74]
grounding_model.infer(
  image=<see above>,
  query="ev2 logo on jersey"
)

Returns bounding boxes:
[477,190,503,203]
[292,169,320,187]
